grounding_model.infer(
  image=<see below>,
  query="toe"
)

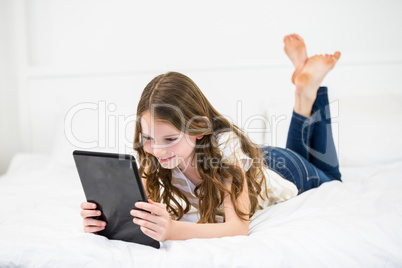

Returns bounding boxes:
[294,34,302,40]
[334,51,341,60]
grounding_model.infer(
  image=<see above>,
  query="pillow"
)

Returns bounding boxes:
[336,94,402,166]
[50,101,137,170]
[264,94,402,167]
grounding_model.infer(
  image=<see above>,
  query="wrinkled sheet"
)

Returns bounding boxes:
[0,154,401,267]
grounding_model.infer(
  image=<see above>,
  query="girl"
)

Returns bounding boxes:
[80,34,342,242]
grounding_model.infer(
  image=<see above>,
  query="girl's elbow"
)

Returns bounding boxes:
[230,221,249,236]
[241,218,250,235]
[240,225,249,236]
[238,229,249,236]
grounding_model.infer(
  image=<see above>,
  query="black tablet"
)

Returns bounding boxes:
[73,150,160,249]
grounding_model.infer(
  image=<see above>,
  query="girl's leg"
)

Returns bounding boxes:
[286,87,341,182]
[262,86,341,194]
[310,87,341,180]
[281,35,341,192]
[261,146,334,194]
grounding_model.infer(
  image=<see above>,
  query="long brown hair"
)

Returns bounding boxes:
[133,72,267,223]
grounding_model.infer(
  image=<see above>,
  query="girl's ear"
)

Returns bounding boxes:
[200,116,210,128]
[197,116,210,140]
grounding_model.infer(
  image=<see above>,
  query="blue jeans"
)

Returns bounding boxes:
[261,87,341,194]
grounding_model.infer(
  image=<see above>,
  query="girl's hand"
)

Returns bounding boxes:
[80,202,107,233]
[130,199,173,242]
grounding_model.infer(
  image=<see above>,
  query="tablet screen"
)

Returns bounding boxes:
[73,150,160,249]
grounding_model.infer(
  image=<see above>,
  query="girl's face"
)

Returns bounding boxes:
[140,110,198,171]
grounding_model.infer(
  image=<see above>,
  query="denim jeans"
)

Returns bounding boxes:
[261,87,342,194]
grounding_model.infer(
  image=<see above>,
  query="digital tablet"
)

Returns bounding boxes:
[73,150,160,249]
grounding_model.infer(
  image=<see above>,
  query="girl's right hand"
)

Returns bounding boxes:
[80,202,107,233]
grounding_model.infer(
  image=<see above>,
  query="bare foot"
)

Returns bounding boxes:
[294,52,341,117]
[284,34,308,84]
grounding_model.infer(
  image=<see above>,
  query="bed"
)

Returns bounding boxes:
[1,69,402,267]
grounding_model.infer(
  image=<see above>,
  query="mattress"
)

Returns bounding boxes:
[0,153,401,267]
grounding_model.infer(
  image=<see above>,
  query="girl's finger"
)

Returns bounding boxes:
[134,202,154,213]
[131,209,158,223]
[84,225,105,233]
[139,225,159,241]
[133,217,158,233]
[84,218,107,227]
[81,202,97,209]
[148,199,167,209]
[136,201,166,216]
[80,209,102,218]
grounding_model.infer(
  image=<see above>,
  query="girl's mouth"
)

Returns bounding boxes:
[158,155,175,163]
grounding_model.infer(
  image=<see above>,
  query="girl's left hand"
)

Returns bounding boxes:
[130,199,173,242]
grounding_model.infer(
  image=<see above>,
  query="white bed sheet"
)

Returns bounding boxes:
[0,154,401,267]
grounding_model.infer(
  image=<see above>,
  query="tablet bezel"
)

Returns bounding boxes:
[73,150,160,249]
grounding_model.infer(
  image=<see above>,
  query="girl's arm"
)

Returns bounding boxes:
[132,171,250,241]
[168,174,250,240]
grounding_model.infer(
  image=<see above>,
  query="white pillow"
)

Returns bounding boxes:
[265,93,402,167]
[50,101,137,170]
[336,94,402,166]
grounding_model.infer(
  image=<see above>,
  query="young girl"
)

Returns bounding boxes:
[80,34,342,242]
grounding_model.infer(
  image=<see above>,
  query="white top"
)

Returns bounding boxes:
[171,131,298,219]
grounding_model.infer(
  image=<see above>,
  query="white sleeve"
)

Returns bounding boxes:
[217,132,253,172]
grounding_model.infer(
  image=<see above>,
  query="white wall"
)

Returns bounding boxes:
[25,0,402,70]
[1,0,402,174]
[0,0,24,174]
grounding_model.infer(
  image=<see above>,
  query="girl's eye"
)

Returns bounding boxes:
[165,137,178,142]
[142,136,152,141]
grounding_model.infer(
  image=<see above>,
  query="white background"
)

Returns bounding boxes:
[1,0,402,174]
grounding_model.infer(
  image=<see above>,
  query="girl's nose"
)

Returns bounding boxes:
[152,145,167,157]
